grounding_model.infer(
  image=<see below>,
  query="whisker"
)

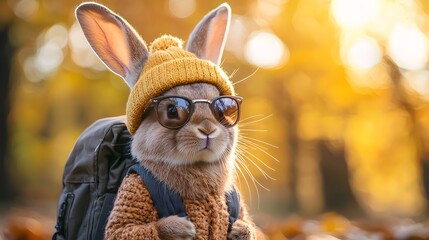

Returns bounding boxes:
[248,172,269,192]
[236,156,261,207]
[239,114,266,123]
[239,114,273,127]
[236,157,272,208]
[234,158,253,203]
[238,137,269,151]
[232,67,259,86]
[233,110,279,208]
[240,135,279,149]
[236,144,276,173]
[234,166,242,188]
[239,129,268,133]
[219,58,226,68]
[239,138,280,163]
[229,68,239,79]
[236,151,270,191]
[237,153,274,181]
[237,151,275,183]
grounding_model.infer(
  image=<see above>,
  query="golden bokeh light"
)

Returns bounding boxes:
[168,0,195,18]
[403,70,429,101]
[346,35,382,70]
[387,21,428,71]
[69,22,106,71]
[244,31,289,68]
[11,0,38,20]
[331,0,429,217]
[331,0,381,30]
[2,1,429,238]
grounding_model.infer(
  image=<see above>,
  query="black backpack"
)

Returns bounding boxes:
[53,116,239,240]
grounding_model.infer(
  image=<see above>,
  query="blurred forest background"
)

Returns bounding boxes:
[1,0,429,239]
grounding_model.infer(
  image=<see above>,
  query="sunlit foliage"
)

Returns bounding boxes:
[2,0,429,224]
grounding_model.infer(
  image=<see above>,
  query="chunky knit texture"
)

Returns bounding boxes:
[126,35,235,134]
[105,174,160,239]
[105,173,256,240]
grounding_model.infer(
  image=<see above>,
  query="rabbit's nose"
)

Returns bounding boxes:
[198,127,215,136]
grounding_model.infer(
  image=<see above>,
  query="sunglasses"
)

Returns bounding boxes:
[147,95,243,129]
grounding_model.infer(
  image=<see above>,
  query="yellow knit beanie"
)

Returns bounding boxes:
[126,35,235,134]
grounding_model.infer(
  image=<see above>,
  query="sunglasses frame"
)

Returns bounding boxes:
[148,95,243,129]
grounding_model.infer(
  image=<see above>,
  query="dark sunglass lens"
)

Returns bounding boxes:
[212,97,240,127]
[157,97,191,128]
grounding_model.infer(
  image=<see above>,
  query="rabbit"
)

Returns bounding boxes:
[75,2,257,240]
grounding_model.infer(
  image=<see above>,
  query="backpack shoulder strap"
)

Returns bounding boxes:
[225,186,240,232]
[129,163,240,233]
[128,163,186,218]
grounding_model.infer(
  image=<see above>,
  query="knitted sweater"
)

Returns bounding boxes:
[105,173,255,239]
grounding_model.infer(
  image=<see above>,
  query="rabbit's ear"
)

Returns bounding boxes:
[186,3,231,65]
[75,2,149,88]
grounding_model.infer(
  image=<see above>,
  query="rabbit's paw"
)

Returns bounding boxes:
[157,215,196,240]
[228,219,255,240]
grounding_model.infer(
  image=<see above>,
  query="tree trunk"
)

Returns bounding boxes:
[385,58,429,213]
[317,139,362,216]
[273,79,300,212]
[0,25,15,202]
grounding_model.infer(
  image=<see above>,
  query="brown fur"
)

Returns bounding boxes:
[157,215,196,240]
[131,83,236,199]
[105,83,256,239]
[228,220,255,240]
[76,2,257,239]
